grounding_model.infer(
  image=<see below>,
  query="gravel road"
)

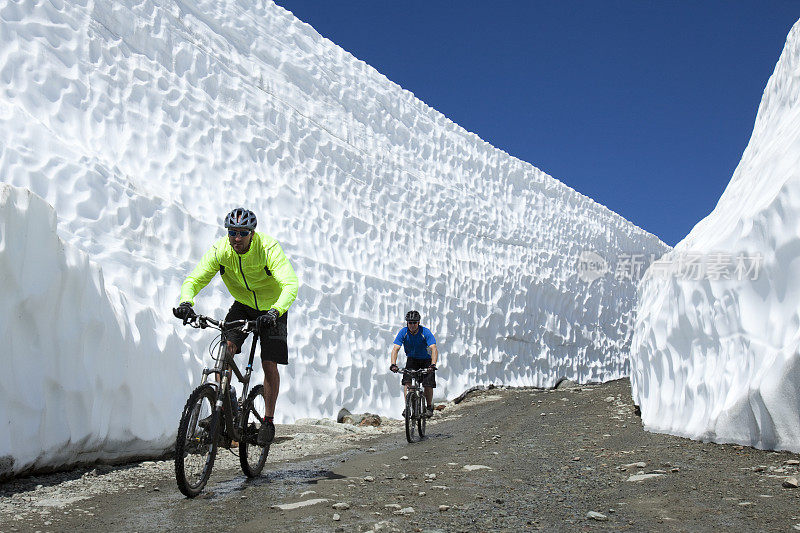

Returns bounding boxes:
[2,379,800,532]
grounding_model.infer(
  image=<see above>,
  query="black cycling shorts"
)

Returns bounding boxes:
[222,301,289,365]
[401,357,436,388]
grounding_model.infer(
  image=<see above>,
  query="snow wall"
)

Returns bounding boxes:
[0,0,667,477]
[631,19,800,452]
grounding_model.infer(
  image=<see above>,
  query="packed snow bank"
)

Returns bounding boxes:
[0,184,190,477]
[0,0,666,476]
[631,19,800,452]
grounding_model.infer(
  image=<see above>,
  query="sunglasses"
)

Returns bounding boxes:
[228,229,252,237]
[407,321,419,325]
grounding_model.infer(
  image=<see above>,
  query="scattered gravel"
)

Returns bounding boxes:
[4,379,800,532]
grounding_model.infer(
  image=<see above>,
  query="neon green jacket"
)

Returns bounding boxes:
[178,233,298,315]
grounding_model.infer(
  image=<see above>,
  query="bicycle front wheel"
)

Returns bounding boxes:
[239,384,269,477]
[175,384,219,497]
[405,392,416,443]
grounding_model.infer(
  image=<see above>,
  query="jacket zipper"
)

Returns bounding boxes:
[238,255,259,310]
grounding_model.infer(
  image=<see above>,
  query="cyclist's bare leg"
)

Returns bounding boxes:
[424,386,433,409]
[263,360,279,417]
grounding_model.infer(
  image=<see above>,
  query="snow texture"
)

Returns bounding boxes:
[0,0,666,476]
[631,19,800,452]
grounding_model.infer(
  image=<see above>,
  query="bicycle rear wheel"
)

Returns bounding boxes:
[404,392,416,443]
[417,394,426,438]
[239,384,269,477]
[175,384,220,497]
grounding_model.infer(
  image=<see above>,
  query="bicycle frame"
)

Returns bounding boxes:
[197,318,260,443]
[175,312,274,497]
[400,369,430,420]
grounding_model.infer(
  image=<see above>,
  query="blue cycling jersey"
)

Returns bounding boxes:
[393,326,436,359]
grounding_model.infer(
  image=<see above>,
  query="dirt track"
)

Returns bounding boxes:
[2,379,800,532]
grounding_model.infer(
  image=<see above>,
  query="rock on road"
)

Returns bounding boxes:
[2,379,800,532]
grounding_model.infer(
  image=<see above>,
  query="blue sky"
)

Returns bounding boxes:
[274,1,800,246]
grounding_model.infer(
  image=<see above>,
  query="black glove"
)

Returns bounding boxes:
[390,364,399,373]
[257,308,280,331]
[428,363,437,371]
[173,302,196,324]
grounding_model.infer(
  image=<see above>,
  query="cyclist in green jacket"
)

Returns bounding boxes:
[174,207,298,446]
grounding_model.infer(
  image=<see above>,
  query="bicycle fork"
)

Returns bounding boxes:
[218,370,241,442]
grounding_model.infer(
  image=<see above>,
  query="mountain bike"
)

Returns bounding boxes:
[174,313,269,497]
[399,368,433,443]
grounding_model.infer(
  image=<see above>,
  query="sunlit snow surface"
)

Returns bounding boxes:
[0,0,666,476]
[631,20,800,452]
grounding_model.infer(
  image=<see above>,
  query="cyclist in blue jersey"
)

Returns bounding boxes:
[389,310,439,417]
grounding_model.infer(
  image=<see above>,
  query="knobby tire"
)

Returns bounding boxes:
[417,394,426,438]
[175,384,220,497]
[239,384,269,477]
[405,391,416,443]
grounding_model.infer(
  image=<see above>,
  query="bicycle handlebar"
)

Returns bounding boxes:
[398,368,435,376]
[178,314,257,332]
